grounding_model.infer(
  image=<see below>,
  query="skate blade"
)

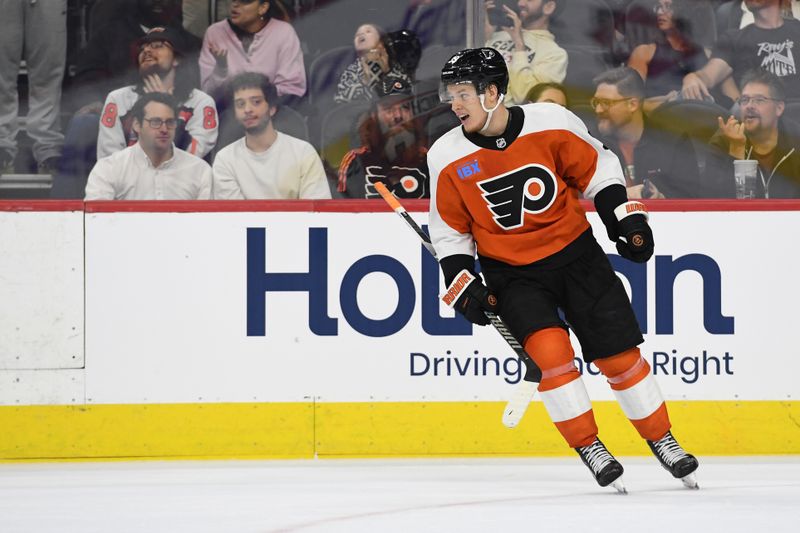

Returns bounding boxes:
[502,381,537,428]
[681,472,699,490]
[611,478,628,494]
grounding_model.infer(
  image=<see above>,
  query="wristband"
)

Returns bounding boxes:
[614,201,649,223]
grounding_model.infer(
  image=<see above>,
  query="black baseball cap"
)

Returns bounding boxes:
[137,26,185,55]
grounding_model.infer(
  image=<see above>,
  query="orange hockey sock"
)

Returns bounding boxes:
[524,328,597,448]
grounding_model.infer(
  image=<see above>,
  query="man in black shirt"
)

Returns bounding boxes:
[682,0,800,101]
[707,69,800,198]
[593,67,702,199]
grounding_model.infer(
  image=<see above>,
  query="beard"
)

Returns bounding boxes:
[139,63,171,79]
[521,5,545,26]
[244,114,271,135]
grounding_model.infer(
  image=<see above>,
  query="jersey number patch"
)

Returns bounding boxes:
[101,103,118,128]
[477,164,558,229]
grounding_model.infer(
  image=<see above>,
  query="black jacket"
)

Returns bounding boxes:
[706,118,800,199]
[598,120,702,198]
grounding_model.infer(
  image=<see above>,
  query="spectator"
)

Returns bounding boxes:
[484,0,568,105]
[334,23,413,104]
[338,76,429,199]
[525,81,568,105]
[85,93,212,200]
[98,27,218,160]
[53,26,217,199]
[716,0,800,35]
[71,0,200,116]
[212,73,330,199]
[0,0,66,174]
[199,0,306,101]
[628,0,730,112]
[682,0,800,102]
[707,69,800,198]
[592,67,701,198]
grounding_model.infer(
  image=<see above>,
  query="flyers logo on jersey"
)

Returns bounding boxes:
[478,164,558,229]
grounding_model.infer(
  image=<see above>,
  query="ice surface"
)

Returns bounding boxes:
[0,457,797,532]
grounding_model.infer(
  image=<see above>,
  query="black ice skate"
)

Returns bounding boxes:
[575,438,626,494]
[647,431,699,489]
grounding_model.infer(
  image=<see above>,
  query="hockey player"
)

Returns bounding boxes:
[428,47,699,492]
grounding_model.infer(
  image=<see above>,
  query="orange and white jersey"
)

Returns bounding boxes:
[428,103,625,266]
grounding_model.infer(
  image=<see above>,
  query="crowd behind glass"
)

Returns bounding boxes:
[2,0,799,200]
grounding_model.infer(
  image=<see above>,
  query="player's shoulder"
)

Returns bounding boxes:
[518,102,575,135]
[428,126,474,169]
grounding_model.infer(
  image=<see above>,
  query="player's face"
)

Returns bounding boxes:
[233,87,275,134]
[739,82,784,135]
[354,24,381,54]
[534,87,567,106]
[446,83,487,133]
[376,98,414,131]
[593,83,636,136]
[133,102,176,154]
[138,40,177,77]
[229,0,268,29]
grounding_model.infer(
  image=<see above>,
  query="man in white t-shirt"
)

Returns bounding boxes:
[212,72,331,199]
[85,92,212,200]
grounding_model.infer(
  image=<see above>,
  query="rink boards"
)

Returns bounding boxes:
[0,200,798,460]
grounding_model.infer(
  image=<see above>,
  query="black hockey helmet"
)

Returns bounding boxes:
[439,47,508,103]
[387,29,422,75]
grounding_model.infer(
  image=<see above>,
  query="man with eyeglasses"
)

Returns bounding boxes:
[85,93,212,200]
[706,69,800,198]
[683,0,800,103]
[592,67,701,199]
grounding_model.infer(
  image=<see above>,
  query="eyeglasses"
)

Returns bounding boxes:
[142,117,178,129]
[653,2,673,13]
[139,40,172,53]
[590,97,632,110]
[737,95,780,106]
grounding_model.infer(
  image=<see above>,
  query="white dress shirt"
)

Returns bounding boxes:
[85,143,212,200]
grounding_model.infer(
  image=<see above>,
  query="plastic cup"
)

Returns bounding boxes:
[733,159,758,199]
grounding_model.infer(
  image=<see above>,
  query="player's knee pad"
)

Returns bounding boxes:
[523,327,574,372]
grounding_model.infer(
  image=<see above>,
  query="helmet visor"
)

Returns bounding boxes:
[439,81,479,104]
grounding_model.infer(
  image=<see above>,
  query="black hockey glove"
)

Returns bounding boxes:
[441,269,498,326]
[594,185,654,263]
[615,206,654,263]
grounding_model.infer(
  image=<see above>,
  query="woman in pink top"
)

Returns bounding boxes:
[199,0,306,100]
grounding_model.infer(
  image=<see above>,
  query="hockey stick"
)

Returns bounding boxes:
[374,183,543,428]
